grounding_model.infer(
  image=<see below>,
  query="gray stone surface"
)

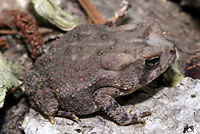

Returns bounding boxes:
[22,77,200,134]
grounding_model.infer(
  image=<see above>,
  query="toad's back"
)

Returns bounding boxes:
[33,23,158,91]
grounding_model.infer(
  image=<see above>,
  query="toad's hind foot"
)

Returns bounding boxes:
[57,111,80,123]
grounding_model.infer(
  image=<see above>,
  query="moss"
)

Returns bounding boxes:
[162,60,184,87]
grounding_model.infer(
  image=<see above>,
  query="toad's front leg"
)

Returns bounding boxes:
[94,87,150,125]
[25,71,60,124]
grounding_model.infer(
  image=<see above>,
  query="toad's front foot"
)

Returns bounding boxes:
[49,116,55,125]
[57,111,80,123]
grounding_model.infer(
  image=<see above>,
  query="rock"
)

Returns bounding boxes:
[0,98,29,134]
[22,77,200,134]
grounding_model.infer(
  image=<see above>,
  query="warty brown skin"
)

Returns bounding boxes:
[25,21,176,125]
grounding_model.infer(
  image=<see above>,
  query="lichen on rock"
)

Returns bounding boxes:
[0,52,20,108]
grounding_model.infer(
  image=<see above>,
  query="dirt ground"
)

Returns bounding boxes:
[0,0,200,133]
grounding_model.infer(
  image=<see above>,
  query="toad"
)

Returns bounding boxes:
[25,21,176,125]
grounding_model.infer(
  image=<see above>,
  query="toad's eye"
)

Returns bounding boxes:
[145,56,160,68]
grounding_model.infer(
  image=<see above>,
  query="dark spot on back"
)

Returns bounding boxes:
[101,34,108,40]
[96,50,104,56]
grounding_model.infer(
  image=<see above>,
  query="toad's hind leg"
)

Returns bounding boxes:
[94,87,150,125]
[25,71,59,124]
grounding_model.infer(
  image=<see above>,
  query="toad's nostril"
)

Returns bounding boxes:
[170,49,175,55]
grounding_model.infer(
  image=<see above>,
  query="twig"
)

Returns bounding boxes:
[7,82,24,95]
[105,0,131,26]
[0,30,18,35]
[78,0,106,24]
[0,38,8,49]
